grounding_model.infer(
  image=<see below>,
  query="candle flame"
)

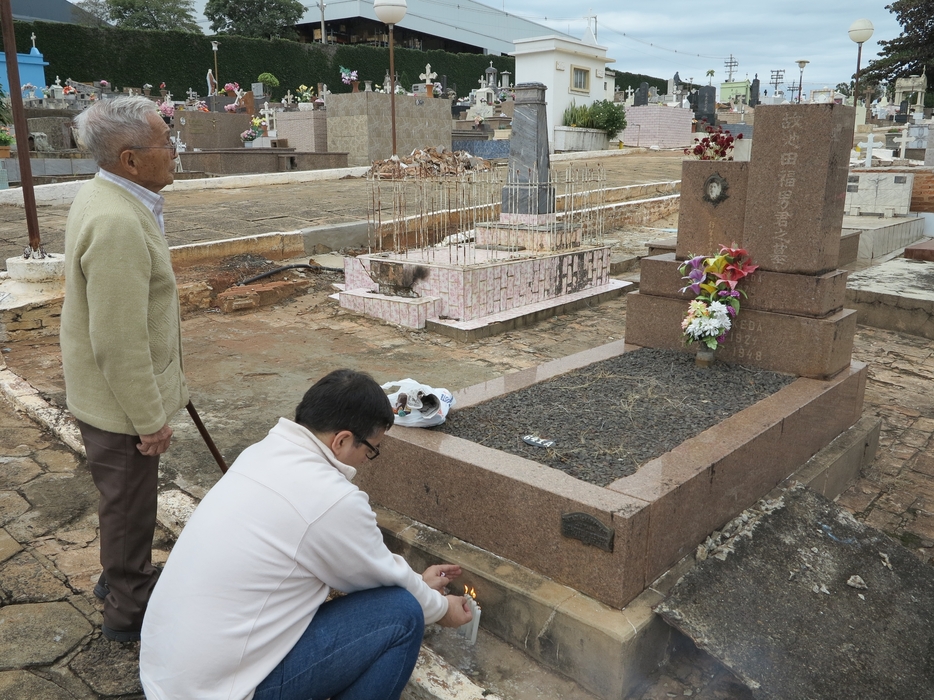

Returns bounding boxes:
[463,585,477,599]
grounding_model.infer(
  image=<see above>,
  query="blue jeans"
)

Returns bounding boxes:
[253,586,424,700]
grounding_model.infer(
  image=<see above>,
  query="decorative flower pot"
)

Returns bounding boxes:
[143,89,151,96]
[297,102,315,111]
[243,140,253,148]
[351,81,360,93]
[364,80,373,92]
[226,90,236,97]
[695,346,716,368]
[0,146,10,158]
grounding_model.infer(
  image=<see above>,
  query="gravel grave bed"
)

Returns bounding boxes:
[434,348,796,486]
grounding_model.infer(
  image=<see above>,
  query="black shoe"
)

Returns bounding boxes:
[93,576,109,601]
[102,624,141,642]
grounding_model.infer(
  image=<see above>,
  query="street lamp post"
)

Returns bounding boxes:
[211,41,219,93]
[849,19,874,108]
[795,60,809,104]
[374,0,407,157]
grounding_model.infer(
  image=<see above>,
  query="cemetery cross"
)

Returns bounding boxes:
[857,133,880,167]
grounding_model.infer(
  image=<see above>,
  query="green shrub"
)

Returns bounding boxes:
[589,100,627,140]
[257,72,280,87]
[562,100,626,138]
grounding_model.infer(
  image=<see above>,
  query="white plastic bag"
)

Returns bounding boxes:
[381,378,455,428]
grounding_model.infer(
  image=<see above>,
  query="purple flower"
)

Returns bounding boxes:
[727,306,736,317]
[716,333,727,343]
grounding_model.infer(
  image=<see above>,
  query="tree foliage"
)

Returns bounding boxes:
[74,0,113,25]
[204,0,306,40]
[105,0,201,32]
[862,0,934,91]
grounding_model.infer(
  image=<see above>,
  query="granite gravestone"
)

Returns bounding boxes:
[696,86,717,126]
[743,104,855,275]
[675,161,750,260]
[625,103,859,379]
[501,83,554,221]
[634,82,649,107]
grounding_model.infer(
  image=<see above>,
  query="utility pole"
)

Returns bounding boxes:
[724,54,738,82]
[770,69,785,97]
[0,0,42,255]
[317,1,326,44]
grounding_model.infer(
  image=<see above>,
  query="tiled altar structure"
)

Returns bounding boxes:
[339,83,629,333]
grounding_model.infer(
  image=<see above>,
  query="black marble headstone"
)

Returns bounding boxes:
[695,85,717,126]
[750,75,760,107]
[634,82,649,107]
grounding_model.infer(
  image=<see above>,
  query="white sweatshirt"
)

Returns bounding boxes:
[139,418,447,700]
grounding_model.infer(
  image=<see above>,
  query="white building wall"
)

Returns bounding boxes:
[511,35,615,150]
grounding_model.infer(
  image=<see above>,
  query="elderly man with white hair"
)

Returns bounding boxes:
[62,96,188,642]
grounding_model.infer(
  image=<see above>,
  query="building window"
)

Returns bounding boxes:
[571,66,590,94]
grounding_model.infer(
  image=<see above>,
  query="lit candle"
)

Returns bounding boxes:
[457,585,481,645]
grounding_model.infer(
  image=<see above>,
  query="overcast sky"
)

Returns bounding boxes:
[188,0,905,95]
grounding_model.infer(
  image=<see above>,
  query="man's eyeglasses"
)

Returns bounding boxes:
[128,143,178,156]
[357,437,380,460]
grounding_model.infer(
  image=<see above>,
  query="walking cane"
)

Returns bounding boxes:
[186,401,228,473]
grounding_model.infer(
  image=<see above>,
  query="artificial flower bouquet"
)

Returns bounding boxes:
[678,245,758,351]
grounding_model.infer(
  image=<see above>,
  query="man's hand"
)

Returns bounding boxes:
[138,424,173,456]
[436,595,473,628]
[422,564,462,592]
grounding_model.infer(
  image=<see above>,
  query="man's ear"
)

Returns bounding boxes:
[117,148,140,177]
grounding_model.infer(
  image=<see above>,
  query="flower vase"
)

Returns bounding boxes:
[244,140,253,148]
[425,84,434,98]
[695,345,716,368]
[364,80,373,92]
[351,81,360,93]
[298,102,314,111]
[0,146,10,158]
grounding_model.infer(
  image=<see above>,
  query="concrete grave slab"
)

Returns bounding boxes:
[845,257,934,339]
[657,485,934,700]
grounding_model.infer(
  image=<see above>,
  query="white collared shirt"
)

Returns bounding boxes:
[97,169,165,235]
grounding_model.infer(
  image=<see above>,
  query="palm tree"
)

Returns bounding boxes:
[706,69,715,85]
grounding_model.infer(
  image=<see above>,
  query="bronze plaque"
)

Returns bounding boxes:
[561,512,614,552]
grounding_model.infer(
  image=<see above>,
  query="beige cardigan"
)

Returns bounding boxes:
[61,177,188,436]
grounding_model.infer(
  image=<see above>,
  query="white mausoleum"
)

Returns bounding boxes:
[511,28,616,147]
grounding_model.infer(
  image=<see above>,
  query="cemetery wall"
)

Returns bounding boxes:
[851,167,934,214]
[617,105,693,149]
[12,21,512,105]
[326,92,452,166]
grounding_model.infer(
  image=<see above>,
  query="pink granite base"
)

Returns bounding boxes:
[639,254,849,318]
[625,292,856,379]
[354,342,867,609]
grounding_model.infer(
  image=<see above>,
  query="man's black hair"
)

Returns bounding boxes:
[295,369,394,442]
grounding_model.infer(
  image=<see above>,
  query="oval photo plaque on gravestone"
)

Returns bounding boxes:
[561,512,614,552]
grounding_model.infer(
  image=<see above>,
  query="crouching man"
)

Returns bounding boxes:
[140,369,472,700]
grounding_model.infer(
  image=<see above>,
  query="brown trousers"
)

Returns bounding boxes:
[78,420,161,631]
